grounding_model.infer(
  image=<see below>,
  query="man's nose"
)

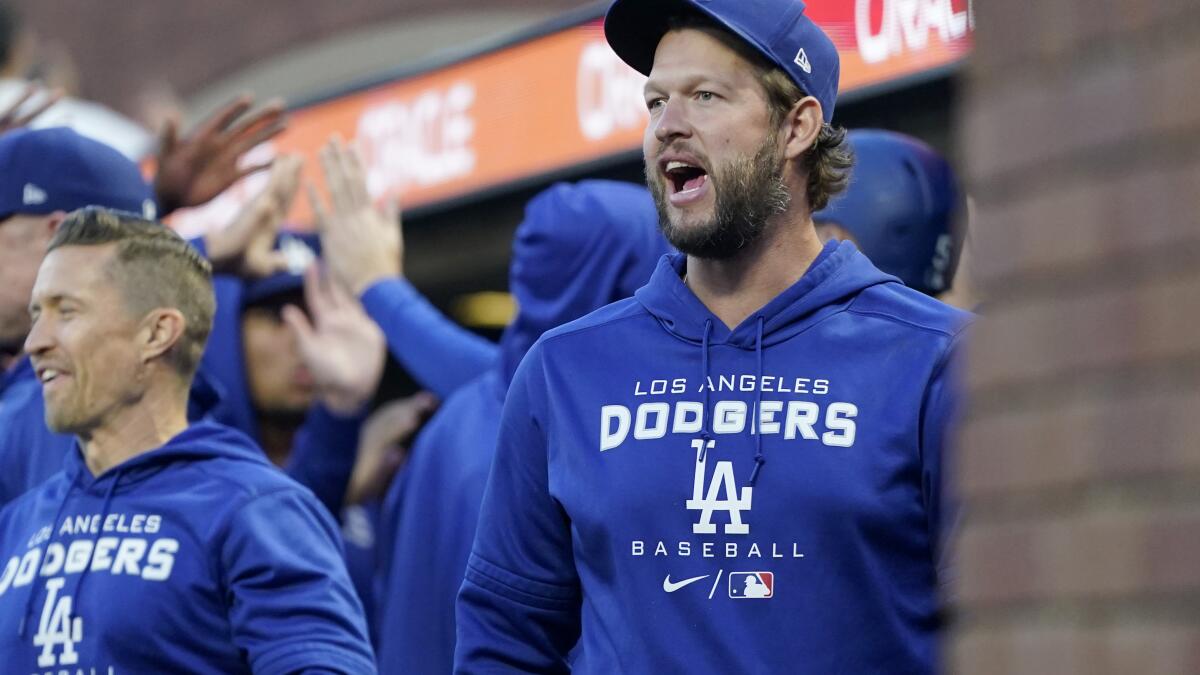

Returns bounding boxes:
[653,98,693,144]
[23,313,53,356]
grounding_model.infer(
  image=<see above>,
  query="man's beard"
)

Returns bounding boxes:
[646,134,792,260]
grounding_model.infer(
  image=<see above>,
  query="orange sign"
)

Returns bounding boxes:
[171,0,973,237]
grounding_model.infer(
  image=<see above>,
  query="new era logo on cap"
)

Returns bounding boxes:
[279,234,317,274]
[23,183,48,206]
[794,48,812,74]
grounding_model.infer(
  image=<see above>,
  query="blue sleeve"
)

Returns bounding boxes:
[0,373,76,509]
[453,344,580,674]
[359,277,498,399]
[221,487,377,675]
[920,330,967,593]
[284,404,365,517]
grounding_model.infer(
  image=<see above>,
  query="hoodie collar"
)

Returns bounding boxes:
[635,240,897,349]
[62,420,266,493]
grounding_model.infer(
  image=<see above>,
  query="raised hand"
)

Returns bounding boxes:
[154,95,287,215]
[344,392,439,506]
[308,136,402,297]
[281,265,387,416]
[204,154,302,279]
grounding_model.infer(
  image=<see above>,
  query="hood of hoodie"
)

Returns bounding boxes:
[61,420,267,494]
[498,180,670,387]
[635,240,896,349]
[198,232,318,441]
[200,276,259,439]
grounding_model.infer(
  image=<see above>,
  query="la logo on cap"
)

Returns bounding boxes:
[22,183,48,206]
[794,48,812,74]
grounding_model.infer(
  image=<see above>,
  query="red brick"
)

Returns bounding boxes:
[952,623,1200,675]
[966,269,1200,393]
[965,39,1200,191]
[957,508,1200,606]
[959,386,1200,498]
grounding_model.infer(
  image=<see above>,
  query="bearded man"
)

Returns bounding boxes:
[454,1,973,673]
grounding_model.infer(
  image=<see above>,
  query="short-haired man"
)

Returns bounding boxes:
[455,1,972,672]
[0,124,288,508]
[0,208,375,672]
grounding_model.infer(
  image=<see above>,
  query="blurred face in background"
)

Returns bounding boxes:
[0,213,56,355]
[241,296,313,418]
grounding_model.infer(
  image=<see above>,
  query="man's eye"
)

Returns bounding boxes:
[646,98,666,112]
[697,91,715,102]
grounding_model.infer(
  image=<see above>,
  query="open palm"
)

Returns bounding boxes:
[282,265,386,415]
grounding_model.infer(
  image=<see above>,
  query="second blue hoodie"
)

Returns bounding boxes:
[455,242,972,674]
[374,180,669,674]
[0,421,374,673]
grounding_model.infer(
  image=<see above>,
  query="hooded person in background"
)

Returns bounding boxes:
[199,224,390,516]
[454,1,973,672]
[0,208,374,673]
[313,141,670,674]
[198,224,432,621]
[813,128,965,299]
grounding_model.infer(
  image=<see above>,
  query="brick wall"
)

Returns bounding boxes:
[952,1,1200,673]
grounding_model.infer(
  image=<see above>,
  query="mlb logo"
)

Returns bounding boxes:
[728,572,774,599]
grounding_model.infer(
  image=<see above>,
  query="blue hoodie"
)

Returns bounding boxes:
[0,420,375,673]
[0,357,227,508]
[375,180,668,674]
[455,241,972,674]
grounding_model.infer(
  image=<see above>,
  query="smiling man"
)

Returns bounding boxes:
[454,1,973,673]
[0,208,375,673]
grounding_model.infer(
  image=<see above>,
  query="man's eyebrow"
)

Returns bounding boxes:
[29,292,85,311]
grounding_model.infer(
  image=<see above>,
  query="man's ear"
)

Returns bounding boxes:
[43,211,67,236]
[781,96,824,162]
[139,308,187,364]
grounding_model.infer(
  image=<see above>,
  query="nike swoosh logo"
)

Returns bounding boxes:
[663,574,710,593]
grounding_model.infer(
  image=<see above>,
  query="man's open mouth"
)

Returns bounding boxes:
[664,160,709,195]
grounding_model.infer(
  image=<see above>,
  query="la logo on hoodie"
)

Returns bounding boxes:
[0,421,375,673]
[456,241,973,674]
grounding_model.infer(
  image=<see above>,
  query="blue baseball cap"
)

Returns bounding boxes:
[240,232,321,308]
[604,0,840,123]
[0,127,156,221]
[814,130,964,295]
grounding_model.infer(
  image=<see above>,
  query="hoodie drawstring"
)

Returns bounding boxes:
[749,316,767,486]
[18,469,122,638]
[70,470,123,605]
[699,319,713,461]
[20,471,79,637]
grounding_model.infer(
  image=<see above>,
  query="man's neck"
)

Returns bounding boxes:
[80,390,189,477]
[685,211,825,330]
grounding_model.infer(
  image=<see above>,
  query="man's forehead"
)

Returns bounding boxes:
[32,244,118,298]
[648,28,757,83]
